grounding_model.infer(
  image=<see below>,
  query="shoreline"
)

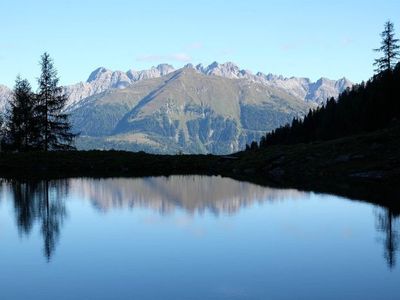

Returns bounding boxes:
[1,126,399,212]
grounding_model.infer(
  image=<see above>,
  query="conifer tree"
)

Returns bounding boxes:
[374,21,400,73]
[36,53,75,151]
[5,76,37,151]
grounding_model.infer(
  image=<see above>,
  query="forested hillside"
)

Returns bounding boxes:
[248,21,400,150]
[254,65,400,148]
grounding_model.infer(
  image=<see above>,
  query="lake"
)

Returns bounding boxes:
[0,176,399,300]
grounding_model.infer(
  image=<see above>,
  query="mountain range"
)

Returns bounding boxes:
[0,62,352,154]
[63,62,352,110]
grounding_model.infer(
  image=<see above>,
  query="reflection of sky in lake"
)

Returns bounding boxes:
[0,176,399,300]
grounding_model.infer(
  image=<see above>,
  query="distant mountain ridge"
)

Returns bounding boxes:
[63,61,352,110]
[0,62,352,111]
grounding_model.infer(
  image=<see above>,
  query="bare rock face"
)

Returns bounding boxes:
[256,73,312,100]
[305,77,353,104]
[197,62,259,82]
[64,64,176,110]
[213,65,353,104]
[0,85,12,111]
[127,64,175,81]
[194,62,352,104]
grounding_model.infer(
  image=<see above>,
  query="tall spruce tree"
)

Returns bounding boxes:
[374,21,400,73]
[36,53,75,151]
[5,76,37,151]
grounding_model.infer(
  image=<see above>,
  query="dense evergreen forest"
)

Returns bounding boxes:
[247,21,400,150]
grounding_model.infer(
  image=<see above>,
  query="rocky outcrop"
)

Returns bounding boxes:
[0,84,12,111]
[64,64,176,109]
[195,62,352,104]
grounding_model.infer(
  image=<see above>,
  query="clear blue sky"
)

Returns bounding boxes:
[1,0,399,88]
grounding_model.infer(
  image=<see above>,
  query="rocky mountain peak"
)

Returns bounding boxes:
[207,61,219,69]
[195,63,205,72]
[315,77,332,85]
[0,84,12,110]
[184,63,194,69]
[335,77,352,89]
[127,64,175,82]
[87,67,111,82]
[203,61,248,79]
[156,64,175,74]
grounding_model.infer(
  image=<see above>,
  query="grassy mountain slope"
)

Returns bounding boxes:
[71,68,313,154]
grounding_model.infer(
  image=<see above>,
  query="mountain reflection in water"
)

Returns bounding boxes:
[0,175,399,270]
[68,176,308,214]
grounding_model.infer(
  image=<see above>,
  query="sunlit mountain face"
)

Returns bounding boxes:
[0,62,352,154]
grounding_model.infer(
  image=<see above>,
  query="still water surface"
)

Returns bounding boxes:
[0,176,399,300]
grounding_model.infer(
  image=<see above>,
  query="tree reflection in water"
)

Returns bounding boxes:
[375,208,400,269]
[9,179,68,262]
[2,177,400,269]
